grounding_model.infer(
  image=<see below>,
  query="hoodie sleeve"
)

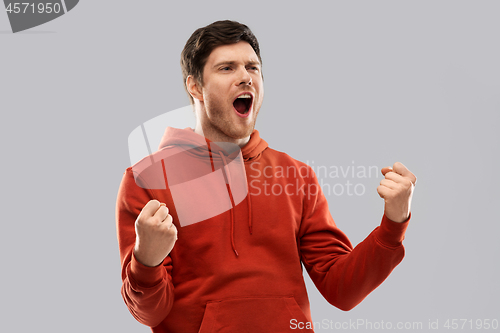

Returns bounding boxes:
[116,168,175,327]
[298,166,409,311]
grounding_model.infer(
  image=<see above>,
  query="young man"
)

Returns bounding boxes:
[116,20,416,333]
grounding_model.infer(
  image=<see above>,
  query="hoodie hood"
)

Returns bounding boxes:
[158,127,268,162]
[156,127,268,257]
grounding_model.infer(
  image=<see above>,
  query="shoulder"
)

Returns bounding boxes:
[264,147,312,170]
[255,146,316,182]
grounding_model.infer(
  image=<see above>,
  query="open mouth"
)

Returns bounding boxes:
[233,93,253,116]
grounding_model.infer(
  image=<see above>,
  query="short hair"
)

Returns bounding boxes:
[180,20,262,104]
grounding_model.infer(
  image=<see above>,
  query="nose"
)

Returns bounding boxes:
[237,67,252,86]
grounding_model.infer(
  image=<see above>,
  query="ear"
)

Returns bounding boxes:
[186,75,204,102]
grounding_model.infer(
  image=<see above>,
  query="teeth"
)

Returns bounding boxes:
[237,94,252,99]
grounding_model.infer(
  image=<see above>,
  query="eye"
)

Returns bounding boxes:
[220,66,232,71]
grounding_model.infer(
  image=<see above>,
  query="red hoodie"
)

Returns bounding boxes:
[116,127,409,332]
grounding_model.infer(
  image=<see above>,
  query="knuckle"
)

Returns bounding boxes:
[160,216,173,229]
[167,226,178,238]
[402,178,413,187]
[170,225,178,235]
[158,206,167,215]
[149,199,160,206]
[136,215,148,225]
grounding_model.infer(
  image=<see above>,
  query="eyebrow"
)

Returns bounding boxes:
[212,60,261,69]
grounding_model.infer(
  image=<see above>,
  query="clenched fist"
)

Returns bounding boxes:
[377,162,417,223]
[134,200,178,267]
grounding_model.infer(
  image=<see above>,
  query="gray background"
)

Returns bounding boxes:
[1,1,498,332]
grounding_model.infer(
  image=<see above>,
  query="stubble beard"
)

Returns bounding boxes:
[203,98,258,141]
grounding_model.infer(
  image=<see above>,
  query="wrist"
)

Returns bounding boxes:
[376,213,410,247]
[133,247,163,268]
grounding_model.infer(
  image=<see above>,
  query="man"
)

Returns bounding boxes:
[116,20,416,333]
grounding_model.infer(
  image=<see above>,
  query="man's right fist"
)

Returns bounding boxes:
[133,200,178,267]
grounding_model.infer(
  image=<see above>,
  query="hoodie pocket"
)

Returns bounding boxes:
[198,296,313,333]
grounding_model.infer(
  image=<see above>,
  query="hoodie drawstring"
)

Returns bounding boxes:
[206,139,253,257]
[218,150,254,257]
[218,151,239,257]
[247,187,253,235]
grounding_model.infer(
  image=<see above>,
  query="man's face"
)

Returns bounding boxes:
[195,41,264,140]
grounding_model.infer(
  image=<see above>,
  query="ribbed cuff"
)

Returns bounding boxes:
[129,252,165,288]
[376,213,411,248]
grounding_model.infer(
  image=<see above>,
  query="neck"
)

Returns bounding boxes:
[194,122,250,149]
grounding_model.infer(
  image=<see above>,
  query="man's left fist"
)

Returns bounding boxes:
[377,162,417,223]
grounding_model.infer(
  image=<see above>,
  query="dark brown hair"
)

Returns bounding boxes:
[181,20,262,104]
